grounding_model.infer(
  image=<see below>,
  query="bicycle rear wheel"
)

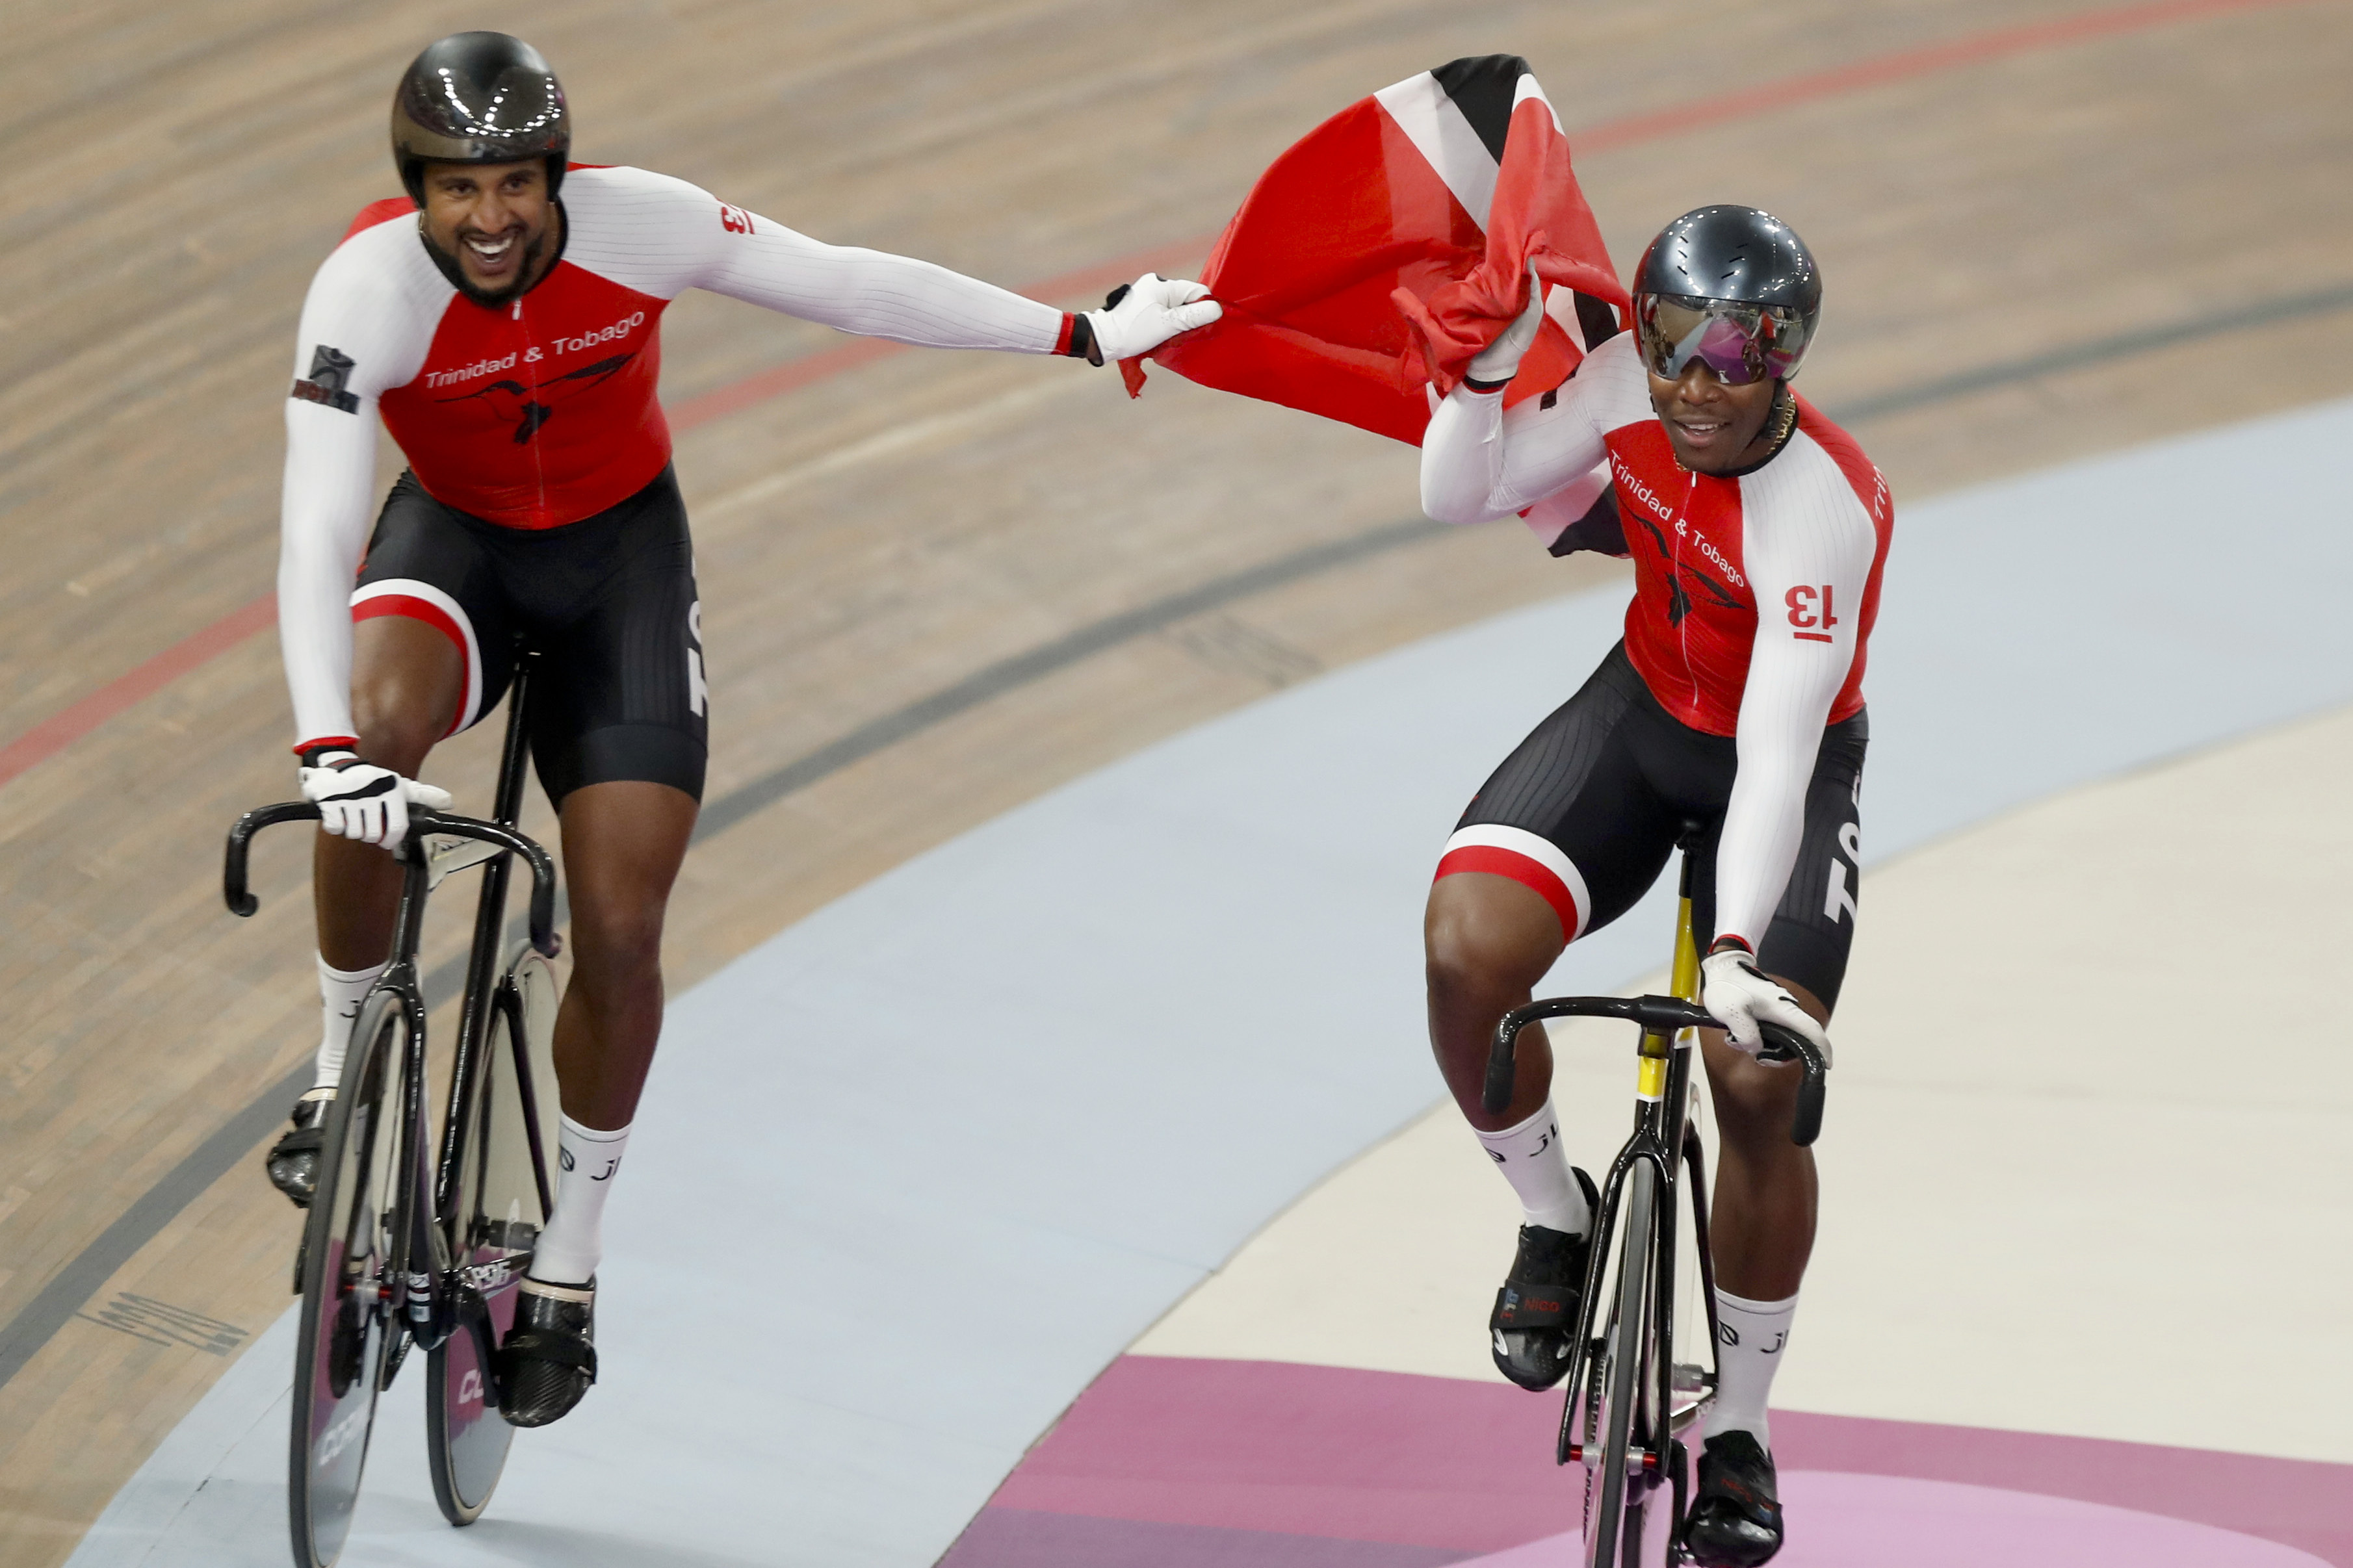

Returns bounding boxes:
[289,992,407,1568]
[1581,1163,1661,1568]
[427,944,558,1524]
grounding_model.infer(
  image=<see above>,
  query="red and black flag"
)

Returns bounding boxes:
[1139,55,1628,446]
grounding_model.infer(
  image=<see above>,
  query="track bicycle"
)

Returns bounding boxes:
[1481,832,1828,1568]
[223,654,564,1568]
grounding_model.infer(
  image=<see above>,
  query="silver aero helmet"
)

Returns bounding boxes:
[1631,206,1821,386]
[392,32,570,205]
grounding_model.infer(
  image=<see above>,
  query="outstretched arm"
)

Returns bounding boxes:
[651,175,1217,360]
[697,215,1074,352]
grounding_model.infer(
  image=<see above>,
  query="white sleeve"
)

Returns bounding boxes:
[701,216,1065,352]
[1419,333,1641,525]
[1711,443,1880,952]
[276,244,430,751]
[575,167,1065,352]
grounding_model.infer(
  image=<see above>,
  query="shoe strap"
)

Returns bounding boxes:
[1492,1283,1575,1330]
[500,1328,599,1379]
[519,1276,595,1304]
[270,1125,325,1155]
[296,1086,336,1105]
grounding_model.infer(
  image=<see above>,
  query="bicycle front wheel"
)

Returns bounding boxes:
[289,991,408,1568]
[1582,1162,1660,1568]
[427,943,558,1524]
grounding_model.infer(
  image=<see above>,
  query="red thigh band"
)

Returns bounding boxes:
[349,580,483,737]
[1434,824,1591,943]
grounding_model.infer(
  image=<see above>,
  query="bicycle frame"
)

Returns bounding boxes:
[434,656,557,1246]
[401,654,543,1348]
[225,652,563,1563]
[1478,840,1830,1561]
[1557,851,1711,1502]
[222,658,560,1343]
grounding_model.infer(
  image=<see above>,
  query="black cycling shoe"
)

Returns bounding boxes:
[497,1278,597,1428]
[1682,1430,1784,1567]
[1488,1168,1600,1391]
[264,1088,334,1208]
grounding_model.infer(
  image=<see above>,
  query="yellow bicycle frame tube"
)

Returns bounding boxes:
[1636,890,1704,1101]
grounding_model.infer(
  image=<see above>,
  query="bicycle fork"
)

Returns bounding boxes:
[1556,856,1713,1513]
[380,853,458,1356]
[1555,1099,1678,1471]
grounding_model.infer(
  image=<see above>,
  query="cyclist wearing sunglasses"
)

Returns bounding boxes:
[1418,206,1892,1566]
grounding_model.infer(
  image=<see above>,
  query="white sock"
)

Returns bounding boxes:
[314,956,386,1090]
[528,1116,631,1286]
[1475,1100,1591,1235]
[1705,1289,1798,1448]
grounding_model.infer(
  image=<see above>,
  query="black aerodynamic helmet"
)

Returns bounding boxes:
[1631,205,1821,384]
[391,32,570,205]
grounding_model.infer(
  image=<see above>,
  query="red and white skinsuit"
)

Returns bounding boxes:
[1420,331,1893,952]
[278,163,1084,754]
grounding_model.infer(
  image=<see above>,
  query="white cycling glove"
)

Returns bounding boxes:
[300,751,452,849]
[1083,273,1221,364]
[1699,942,1834,1066]
[1466,263,1546,390]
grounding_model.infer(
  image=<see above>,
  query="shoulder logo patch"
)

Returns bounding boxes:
[291,345,359,413]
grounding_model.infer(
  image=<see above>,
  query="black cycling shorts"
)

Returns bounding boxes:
[1438,643,1867,1011]
[353,466,707,806]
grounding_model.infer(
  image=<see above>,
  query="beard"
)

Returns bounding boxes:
[419,217,554,309]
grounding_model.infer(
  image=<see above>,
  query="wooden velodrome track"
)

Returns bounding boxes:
[2,0,2348,1560]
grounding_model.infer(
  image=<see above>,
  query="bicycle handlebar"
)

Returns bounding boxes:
[222,803,560,958]
[1480,994,1829,1147]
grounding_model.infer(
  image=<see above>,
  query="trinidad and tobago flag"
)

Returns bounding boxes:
[1139,55,1628,448]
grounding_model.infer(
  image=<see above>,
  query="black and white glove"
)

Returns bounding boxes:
[1466,263,1546,391]
[1079,273,1221,365]
[1699,939,1834,1066]
[299,751,452,849]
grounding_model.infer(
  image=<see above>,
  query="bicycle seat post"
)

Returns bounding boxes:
[1672,818,1706,900]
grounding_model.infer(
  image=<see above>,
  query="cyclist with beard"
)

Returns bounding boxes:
[266,31,1219,1429]
[1418,208,1891,1565]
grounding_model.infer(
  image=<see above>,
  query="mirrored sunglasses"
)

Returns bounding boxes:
[1633,294,1810,386]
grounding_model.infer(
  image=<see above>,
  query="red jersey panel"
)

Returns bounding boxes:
[280,161,1072,747]
[1605,401,1888,736]
[378,260,671,530]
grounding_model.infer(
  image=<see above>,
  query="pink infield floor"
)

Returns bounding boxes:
[941,1357,2352,1567]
